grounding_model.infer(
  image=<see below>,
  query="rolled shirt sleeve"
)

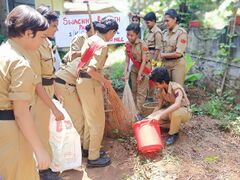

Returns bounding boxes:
[8,60,36,101]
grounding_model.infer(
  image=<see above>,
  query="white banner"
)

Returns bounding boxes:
[55,12,129,48]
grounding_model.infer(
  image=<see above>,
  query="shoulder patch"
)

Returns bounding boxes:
[181,39,187,44]
[142,46,148,51]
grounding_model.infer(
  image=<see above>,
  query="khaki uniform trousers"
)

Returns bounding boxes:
[76,78,105,160]
[162,58,186,86]
[31,85,54,160]
[148,107,191,135]
[54,82,87,149]
[131,70,149,114]
[0,121,39,180]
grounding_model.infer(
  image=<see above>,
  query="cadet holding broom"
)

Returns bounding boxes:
[147,67,191,145]
[30,5,64,180]
[0,5,50,179]
[76,16,118,168]
[54,23,98,158]
[161,9,187,86]
[124,23,151,121]
[63,21,98,63]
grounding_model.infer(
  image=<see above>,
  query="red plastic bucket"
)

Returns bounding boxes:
[132,119,163,153]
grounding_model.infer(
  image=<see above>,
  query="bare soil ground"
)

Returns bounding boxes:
[60,87,240,180]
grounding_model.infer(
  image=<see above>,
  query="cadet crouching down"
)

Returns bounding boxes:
[76,16,119,168]
[147,67,192,145]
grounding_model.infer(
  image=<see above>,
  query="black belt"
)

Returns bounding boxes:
[42,78,55,86]
[148,47,155,51]
[0,110,15,120]
[164,56,183,61]
[79,71,91,79]
[55,77,75,87]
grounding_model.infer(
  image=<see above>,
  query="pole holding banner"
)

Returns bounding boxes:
[83,0,95,35]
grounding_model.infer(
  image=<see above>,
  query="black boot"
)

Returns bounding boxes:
[39,168,62,180]
[87,156,111,168]
[165,133,179,146]
[82,148,106,158]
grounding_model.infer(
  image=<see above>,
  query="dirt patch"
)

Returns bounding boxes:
[60,87,239,180]
[60,114,240,180]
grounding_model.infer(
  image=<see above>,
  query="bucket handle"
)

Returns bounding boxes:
[139,119,158,128]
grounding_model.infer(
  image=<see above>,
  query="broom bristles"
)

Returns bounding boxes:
[105,86,132,136]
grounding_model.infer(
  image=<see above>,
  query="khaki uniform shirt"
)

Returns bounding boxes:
[125,39,150,73]
[63,33,88,63]
[38,38,55,79]
[159,81,190,107]
[145,24,162,60]
[81,32,108,73]
[0,40,37,110]
[162,25,187,56]
[56,33,108,84]
[55,64,78,85]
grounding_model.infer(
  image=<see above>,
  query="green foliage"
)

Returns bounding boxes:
[184,53,203,84]
[0,34,6,44]
[204,155,219,163]
[185,53,195,74]
[106,61,125,92]
[202,96,225,119]
[58,51,67,60]
[191,91,240,134]
[185,73,203,83]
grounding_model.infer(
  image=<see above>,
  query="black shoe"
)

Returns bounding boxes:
[39,168,62,180]
[87,157,111,168]
[165,133,179,146]
[135,114,144,122]
[82,148,106,158]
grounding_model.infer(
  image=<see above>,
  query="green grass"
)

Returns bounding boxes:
[191,91,240,134]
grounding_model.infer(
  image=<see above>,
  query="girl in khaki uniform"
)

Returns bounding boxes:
[0,5,50,180]
[62,22,97,63]
[30,6,64,179]
[161,9,187,86]
[147,67,191,145]
[124,23,151,120]
[54,23,97,157]
[76,16,118,168]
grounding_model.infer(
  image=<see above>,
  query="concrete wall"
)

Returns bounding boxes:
[187,25,240,93]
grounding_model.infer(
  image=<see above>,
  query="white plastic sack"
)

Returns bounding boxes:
[49,99,82,172]
[122,82,137,121]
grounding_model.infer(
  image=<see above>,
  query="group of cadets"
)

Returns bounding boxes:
[0,4,118,180]
[0,3,192,180]
[125,9,191,146]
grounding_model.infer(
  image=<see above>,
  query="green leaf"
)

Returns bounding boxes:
[185,53,195,74]
[235,104,240,111]
[185,73,203,82]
